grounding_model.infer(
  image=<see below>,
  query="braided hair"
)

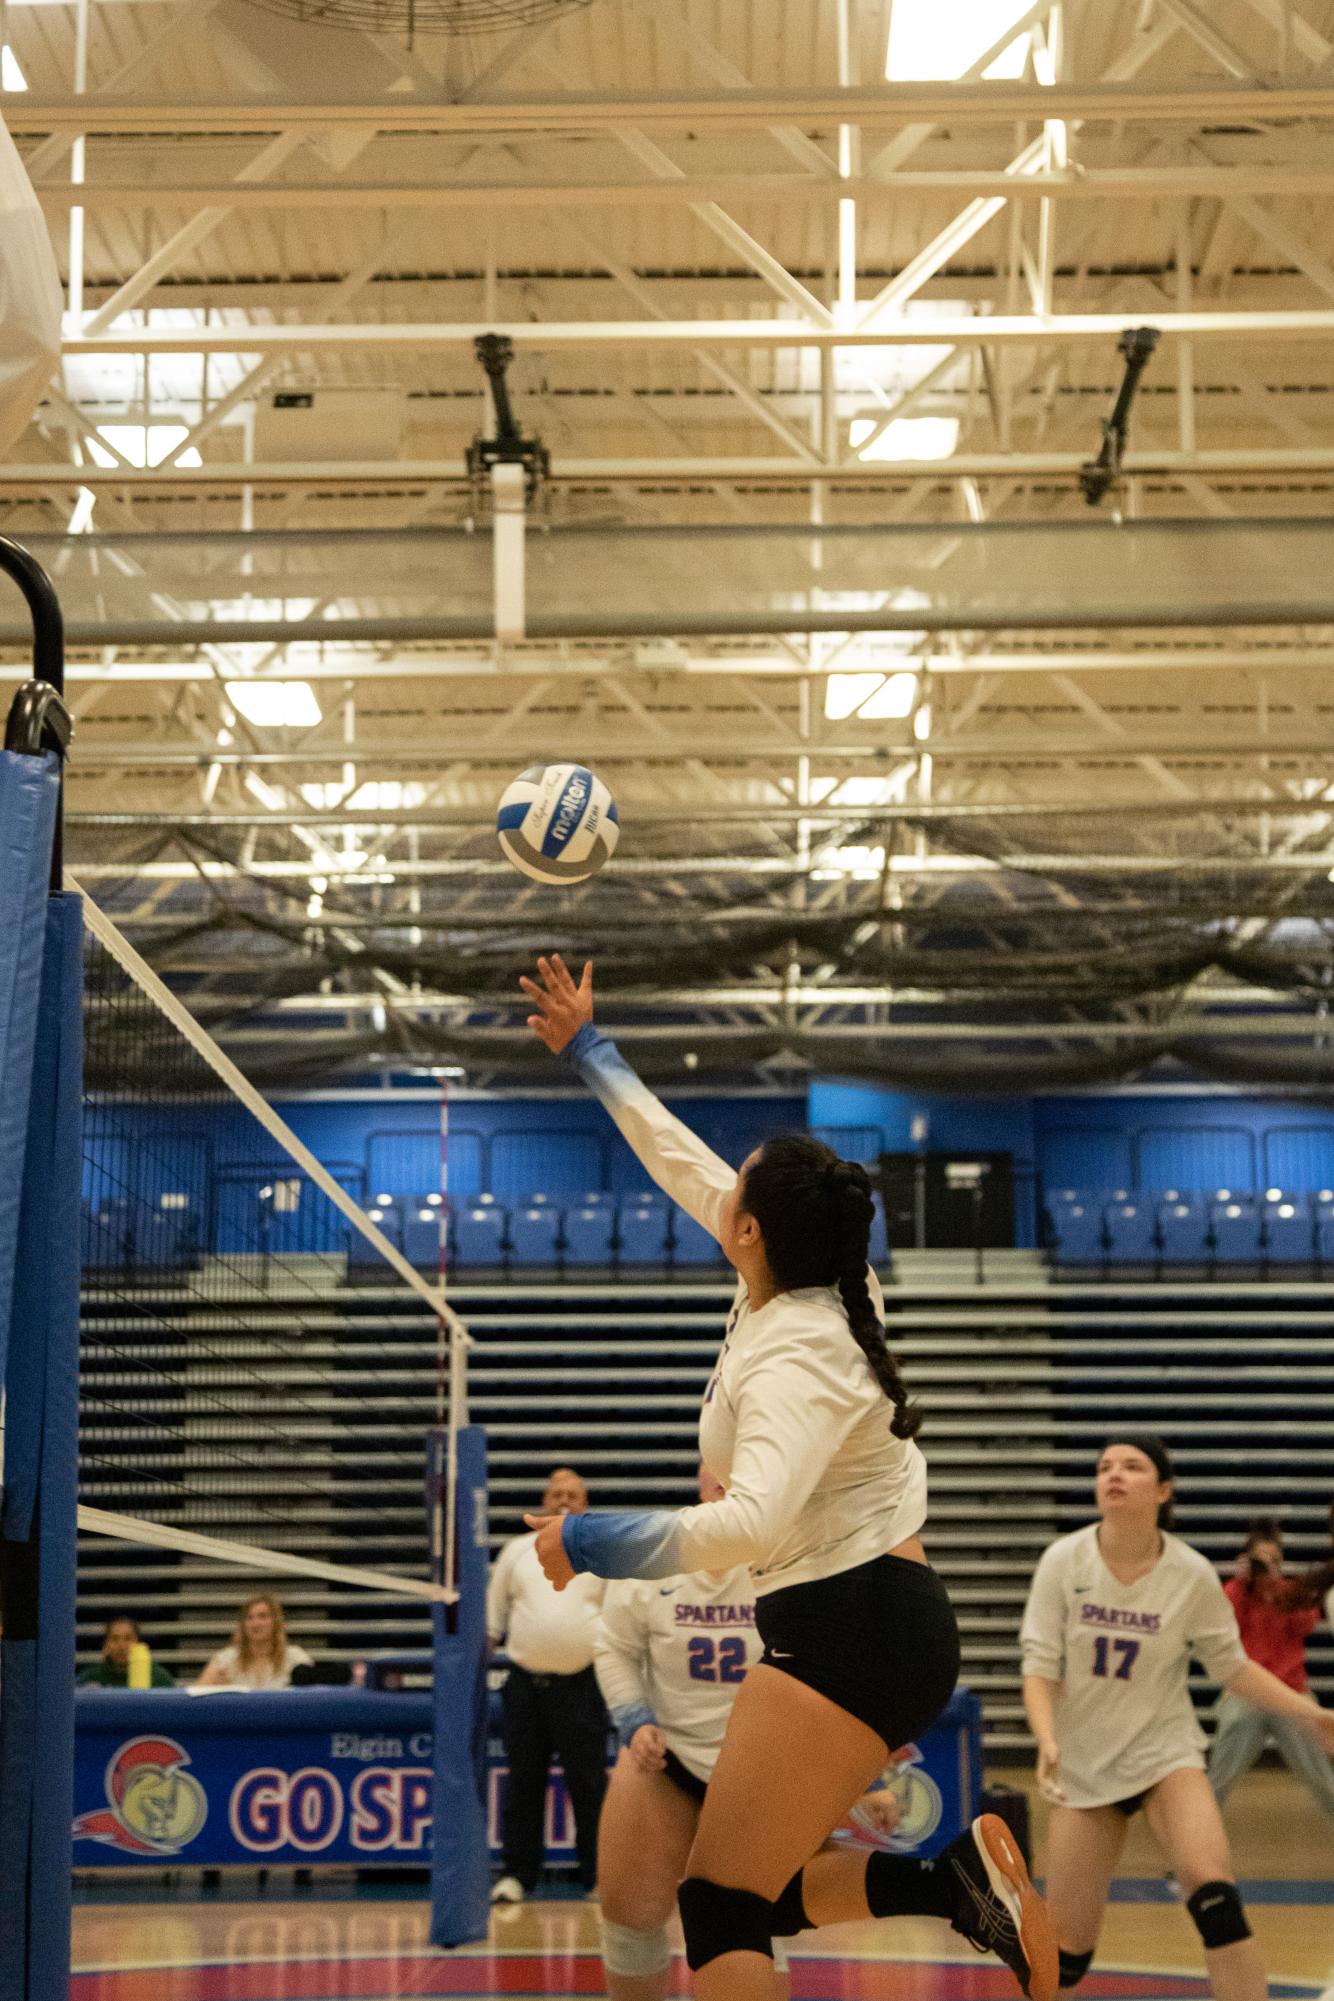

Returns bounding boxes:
[739,1135,921,1440]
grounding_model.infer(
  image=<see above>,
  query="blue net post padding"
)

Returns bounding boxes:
[427,1424,491,1949]
[0,891,83,2001]
[0,751,59,1381]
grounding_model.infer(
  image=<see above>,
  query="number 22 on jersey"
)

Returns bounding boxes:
[1091,1635,1140,1680]
[687,1636,747,1683]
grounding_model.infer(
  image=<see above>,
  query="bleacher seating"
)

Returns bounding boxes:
[1105,1196,1159,1262]
[562,1204,616,1267]
[1209,1194,1262,1264]
[452,1201,507,1268]
[616,1200,670,1266]
[509,1204,561,1267]
[77,1254,1334,1744]
[1157,1193,1208,1263]
[670,1211,724,1268]
[1262,1194,1315,1264]
[400,1201,446,1270]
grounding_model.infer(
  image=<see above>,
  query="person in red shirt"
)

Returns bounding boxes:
[1208,1518,1334,1821]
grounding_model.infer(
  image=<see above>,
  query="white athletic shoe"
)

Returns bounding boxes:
[490,1875,527,1904]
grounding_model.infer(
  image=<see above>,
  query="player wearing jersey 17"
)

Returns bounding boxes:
[593,1465,903,2000]
[1022,1436,1334,2001]
[519,954,1058,2001]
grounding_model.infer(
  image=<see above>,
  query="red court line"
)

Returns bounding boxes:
[70,1955,1219,2001]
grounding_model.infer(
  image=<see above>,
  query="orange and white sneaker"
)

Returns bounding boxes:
[942,1813,1059,2001]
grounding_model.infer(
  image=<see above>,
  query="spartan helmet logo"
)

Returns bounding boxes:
[73,1737,208,1855]
[844,1742,945,1852]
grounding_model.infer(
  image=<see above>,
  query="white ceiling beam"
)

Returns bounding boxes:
[11,648,1331,683]
[79,128,309,335]
[636,0,833,177]
[557,221,823,463]
[12,445,1334,488]
[1153,0,1261,79]
[39,166,1334,208]
[56,309,1334,354]
[14,78,1334,134]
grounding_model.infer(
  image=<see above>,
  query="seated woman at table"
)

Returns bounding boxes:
[194,1593,314,1690]
[78,1614,176,1687]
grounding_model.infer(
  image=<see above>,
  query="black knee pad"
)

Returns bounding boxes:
[1187,1880,1251,1950]
[677,1875,776,1972]
[1059,1947,1095,1989]
[769,1870,810,1938]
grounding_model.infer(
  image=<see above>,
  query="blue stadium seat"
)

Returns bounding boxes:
[82,1199,133,1271]
[1209,1196,1262,1265]
[1262,1196,1315,1264]
[670,1211,723,1267]
[510,1205,561,1267]
[363,1197,405,1249]
[131,1206,196,1271]
[1315,1192,1334,1265]
[616,1202,669,1267]
[1105,1198,1160,1261]
[401,1202,446,1269]
[1155,1195,1207,1263]
[562,1204,616,1268]
[868,1190,890,1272]
[452,1204,507,1268]
[1050,1198,1107,1264]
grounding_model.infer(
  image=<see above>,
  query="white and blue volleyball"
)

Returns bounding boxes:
[496,762,620,885]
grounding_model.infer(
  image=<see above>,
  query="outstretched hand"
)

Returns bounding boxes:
[520,954,593,1056]
[524,1511,576,1590]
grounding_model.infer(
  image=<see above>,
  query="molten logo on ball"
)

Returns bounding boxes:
[496,762,619,885]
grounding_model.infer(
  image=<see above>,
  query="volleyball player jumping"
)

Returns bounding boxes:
[519,954,1058,2001]
[1022,1435,1334,2001]
[594,1463,903,2000]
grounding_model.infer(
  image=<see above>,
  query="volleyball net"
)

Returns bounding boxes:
[1,838,490,1984]
[73,890,490,1943]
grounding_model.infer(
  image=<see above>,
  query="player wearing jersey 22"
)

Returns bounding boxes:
[519,954,1058,2001]
[1022,1436,1334,2001]
[594,1465,903,2000]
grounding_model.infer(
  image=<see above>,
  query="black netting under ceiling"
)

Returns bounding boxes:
[236,0,593,31]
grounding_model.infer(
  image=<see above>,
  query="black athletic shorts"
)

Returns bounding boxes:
[755,1549,960,1750]
[1113,1789,1149,1817]
[660,1747,709,1806]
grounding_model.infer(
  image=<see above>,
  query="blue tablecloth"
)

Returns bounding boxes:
[73,1683,981,1868]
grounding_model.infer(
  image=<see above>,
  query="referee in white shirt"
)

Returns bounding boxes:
[488,1466,609,1902]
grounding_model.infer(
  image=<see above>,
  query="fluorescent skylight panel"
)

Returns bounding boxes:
[825,670,920,721]
[2,47,27,88]
[850,415,960,462]
[85,423,202,469]
[226,680,323,728]
[886,0,1033,80]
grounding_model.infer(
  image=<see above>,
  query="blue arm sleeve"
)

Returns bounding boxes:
[561,1024,735,1238]
[563,1509,687,1581]
[609,1701,658,1747]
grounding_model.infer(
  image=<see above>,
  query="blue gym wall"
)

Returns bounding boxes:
[86,1080,1334,1251]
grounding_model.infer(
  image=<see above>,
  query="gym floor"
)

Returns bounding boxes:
[69,1771,1332,2000]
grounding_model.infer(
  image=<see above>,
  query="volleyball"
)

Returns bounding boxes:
[495,762,620,885]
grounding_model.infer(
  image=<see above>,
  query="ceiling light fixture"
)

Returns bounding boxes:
[226,680,323,728]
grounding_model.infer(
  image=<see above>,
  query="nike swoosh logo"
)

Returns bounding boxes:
[1073,1584,1091,1593]
[658,1587,677,1597]
[769,1649,794,1659]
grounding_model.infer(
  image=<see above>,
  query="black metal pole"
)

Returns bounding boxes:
[0,534,68,892]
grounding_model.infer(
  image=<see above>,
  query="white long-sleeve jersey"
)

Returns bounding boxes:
[1020,1524,1247,1808]
[559,1026,927,1593]
[594,1565,762,1782]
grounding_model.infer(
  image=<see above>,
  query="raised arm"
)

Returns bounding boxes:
[521,954,736,1238]
[531,1331,875,1583]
